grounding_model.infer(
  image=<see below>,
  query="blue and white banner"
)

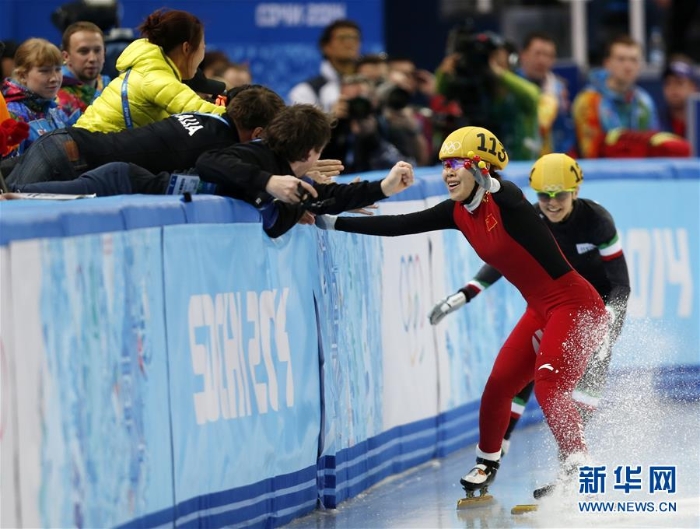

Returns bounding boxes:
[102,0,384,100]
[568,179,700,368]
[423,194,527,411]
[548,180,699,369]
[208,1,384,100]
[313,226,384,456]
[376,201,439,430]
[0,246,18,529]
[162,224,321,519]
[9,231,174,528]
[0,159,696,527]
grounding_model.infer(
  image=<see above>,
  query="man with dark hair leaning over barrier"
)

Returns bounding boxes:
[4,85,284,185]
[3,105,385,230]
[196,104,414,238]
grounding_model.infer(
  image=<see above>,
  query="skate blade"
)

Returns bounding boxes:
[511,504,538,515]
[456,494,493,510]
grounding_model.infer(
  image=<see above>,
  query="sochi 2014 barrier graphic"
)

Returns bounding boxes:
[376,200,440,430]
[162,224,321,523]
[0,246,18,529]
[8,230,173,528]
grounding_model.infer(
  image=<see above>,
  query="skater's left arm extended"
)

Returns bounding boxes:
[316,198,458,236]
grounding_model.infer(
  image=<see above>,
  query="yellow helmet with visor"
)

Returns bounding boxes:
[529,153,583,196]
[439,126,509,170]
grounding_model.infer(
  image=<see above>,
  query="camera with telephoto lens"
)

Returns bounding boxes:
[346,96,374,121]
[444,22,506,132]
[377,82,412,111]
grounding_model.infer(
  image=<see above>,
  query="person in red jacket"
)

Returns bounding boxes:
[314,126,608,504]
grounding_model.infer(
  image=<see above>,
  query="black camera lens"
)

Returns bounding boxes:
[346,96,374,120]
[385,87,411,111]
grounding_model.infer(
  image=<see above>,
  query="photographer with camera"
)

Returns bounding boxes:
[375,70,431,166]
[436,26,541,161]
[196,104,414,238]
[323,74,409,173]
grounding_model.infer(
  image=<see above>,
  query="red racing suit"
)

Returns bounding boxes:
[334,179,608,458]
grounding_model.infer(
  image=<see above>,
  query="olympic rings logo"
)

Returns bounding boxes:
[440,140,462,156]
[398,254,425,333]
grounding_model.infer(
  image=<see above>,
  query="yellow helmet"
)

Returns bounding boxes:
[438,126,509,170]
[529,153,583,193]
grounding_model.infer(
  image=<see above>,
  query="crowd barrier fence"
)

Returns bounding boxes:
[0,158,697,528]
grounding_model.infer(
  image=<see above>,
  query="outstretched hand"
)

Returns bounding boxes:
[309,159,344,180]
[346,177,378,215]
[380,161,414,197]
[265,175,318,204]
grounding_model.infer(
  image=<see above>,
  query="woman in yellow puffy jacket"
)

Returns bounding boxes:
[75,9,226,133]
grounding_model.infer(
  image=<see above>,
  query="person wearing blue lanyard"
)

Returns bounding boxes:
[74,8,227,133]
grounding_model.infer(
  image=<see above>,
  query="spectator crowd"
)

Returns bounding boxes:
[1,8,698,210]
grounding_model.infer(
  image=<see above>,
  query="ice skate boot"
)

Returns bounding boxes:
[456,458,500,509]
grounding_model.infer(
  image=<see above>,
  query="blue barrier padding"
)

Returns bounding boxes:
[2,159,698,528]
[339,158,700,189]
[2,159,697,247]
[611,364,700,402]
[113,506,175,529]
[168,465,318,529]
[319,416,440,507]
[0,198,125,244]
[319,404,481,508]
[181,195,262,225]
[318,396,544,508]
[0,194,262,246]
[119,195,187,229]
[383,176,430,202]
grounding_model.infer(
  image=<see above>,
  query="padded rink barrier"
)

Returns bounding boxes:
[0,159,697,527]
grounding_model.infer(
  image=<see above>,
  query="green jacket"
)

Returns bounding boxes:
[435,68,540,161]
[75,39,225,133]
[493,69,540,161]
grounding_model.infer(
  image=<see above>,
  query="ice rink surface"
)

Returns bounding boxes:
[286,388,700,529]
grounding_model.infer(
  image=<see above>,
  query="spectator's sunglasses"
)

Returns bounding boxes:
[536,189,577,201]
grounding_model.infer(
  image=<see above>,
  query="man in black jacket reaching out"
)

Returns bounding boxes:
[196,104,415,238]
[5,84,285,186]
